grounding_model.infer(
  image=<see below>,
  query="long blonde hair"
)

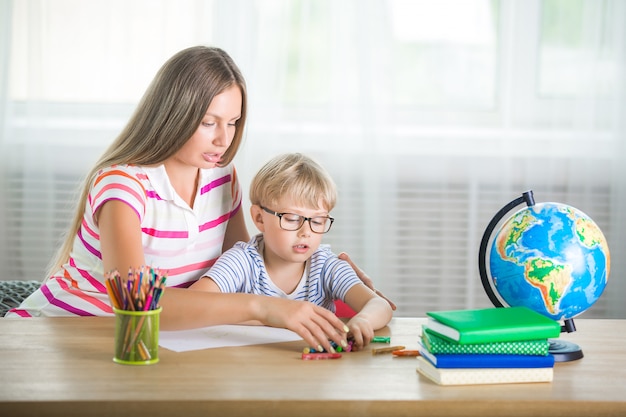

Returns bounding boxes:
[47,46,248,277]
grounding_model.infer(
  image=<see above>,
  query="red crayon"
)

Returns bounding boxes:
[301,352,342,360]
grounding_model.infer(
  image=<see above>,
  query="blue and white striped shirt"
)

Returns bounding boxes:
[207,234,362,312]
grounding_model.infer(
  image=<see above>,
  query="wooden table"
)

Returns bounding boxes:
[1,317,624,417]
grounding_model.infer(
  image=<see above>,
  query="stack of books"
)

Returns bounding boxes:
[416,306,562,386]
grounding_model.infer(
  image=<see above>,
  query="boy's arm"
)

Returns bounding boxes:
[343,284,393,350]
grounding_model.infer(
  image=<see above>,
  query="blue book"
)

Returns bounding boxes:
[418,344,555,369]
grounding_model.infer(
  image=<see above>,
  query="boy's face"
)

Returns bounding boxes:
[251,197,330,265]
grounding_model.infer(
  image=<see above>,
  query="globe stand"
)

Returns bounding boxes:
[548,318,583,362]
[478,190,584,363]
[549,340,583,362]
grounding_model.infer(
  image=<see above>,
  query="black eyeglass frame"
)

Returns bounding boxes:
[259,206,334,234]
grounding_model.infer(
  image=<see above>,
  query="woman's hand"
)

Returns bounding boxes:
[257,297,350,353]
[338,252,397,311]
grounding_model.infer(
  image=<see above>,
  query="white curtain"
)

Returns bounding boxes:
[1,0,625,318]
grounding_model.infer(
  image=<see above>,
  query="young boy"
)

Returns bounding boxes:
[191,153,393,350]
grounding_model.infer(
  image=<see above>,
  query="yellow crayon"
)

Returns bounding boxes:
[372,345,406,355]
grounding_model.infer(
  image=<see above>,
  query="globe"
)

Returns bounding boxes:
[478,190,610,362]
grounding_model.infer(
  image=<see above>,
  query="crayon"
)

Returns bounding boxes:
[371,336,390,343]
[391,349,420,357]
[331,340,353,353]
[304,339,353,354]
[371,345,406,355]
[302,352,342,360]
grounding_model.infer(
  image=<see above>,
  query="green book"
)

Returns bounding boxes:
[421,327,550,356]
[425,306,561,345]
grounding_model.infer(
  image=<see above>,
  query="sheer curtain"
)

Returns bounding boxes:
[1,0,625,318]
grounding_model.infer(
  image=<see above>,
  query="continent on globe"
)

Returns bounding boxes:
[525,257,572,315]
[576,217,611,274]
[488,202,609,321]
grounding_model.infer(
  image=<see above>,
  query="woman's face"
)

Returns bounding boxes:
[173,85,242,169]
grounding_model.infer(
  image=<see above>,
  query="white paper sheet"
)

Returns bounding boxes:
[159,325,302,352]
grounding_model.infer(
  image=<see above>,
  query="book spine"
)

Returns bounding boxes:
[422,328,551,356]
[424,323,560,345]
[425,307,562,344]
[425,340,550,355]
[416,357,554,386]
[420,349,555,369]
[460,325,560,344]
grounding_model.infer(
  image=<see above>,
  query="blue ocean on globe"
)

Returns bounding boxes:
[489,202,610,321]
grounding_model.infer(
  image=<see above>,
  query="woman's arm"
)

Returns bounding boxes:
[343,284,394,350]
[188,277,351,351]
[98,200,146,274]
[189,276,222,292]
[98,200,348,352]
[159,288,350,353]
[338,252,397,311]
[222,206,250,252]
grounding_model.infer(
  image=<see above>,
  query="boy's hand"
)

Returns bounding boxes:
[259,298,349,354]
[345,316,375,351]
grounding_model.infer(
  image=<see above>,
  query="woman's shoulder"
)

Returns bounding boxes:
[92,164,150,194]
[95,164,146,179]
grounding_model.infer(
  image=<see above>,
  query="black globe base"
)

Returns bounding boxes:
[549,339,584,362]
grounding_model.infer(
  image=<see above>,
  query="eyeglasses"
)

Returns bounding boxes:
[260,206,334,234]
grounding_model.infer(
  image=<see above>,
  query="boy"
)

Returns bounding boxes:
[191,153,393,350]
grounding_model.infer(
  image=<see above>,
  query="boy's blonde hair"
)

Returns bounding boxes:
[249,153,337,211]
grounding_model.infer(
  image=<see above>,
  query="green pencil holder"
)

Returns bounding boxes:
[113,307,161,365]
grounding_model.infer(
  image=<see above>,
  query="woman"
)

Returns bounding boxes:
[7,46,393,352]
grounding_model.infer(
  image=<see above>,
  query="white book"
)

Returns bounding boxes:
[416,356,553,386]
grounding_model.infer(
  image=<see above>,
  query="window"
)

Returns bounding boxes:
[2,0,624,318]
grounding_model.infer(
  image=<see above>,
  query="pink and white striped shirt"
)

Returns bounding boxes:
[7,163,242,317]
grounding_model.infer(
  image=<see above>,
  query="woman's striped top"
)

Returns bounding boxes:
[6,163,242,317]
